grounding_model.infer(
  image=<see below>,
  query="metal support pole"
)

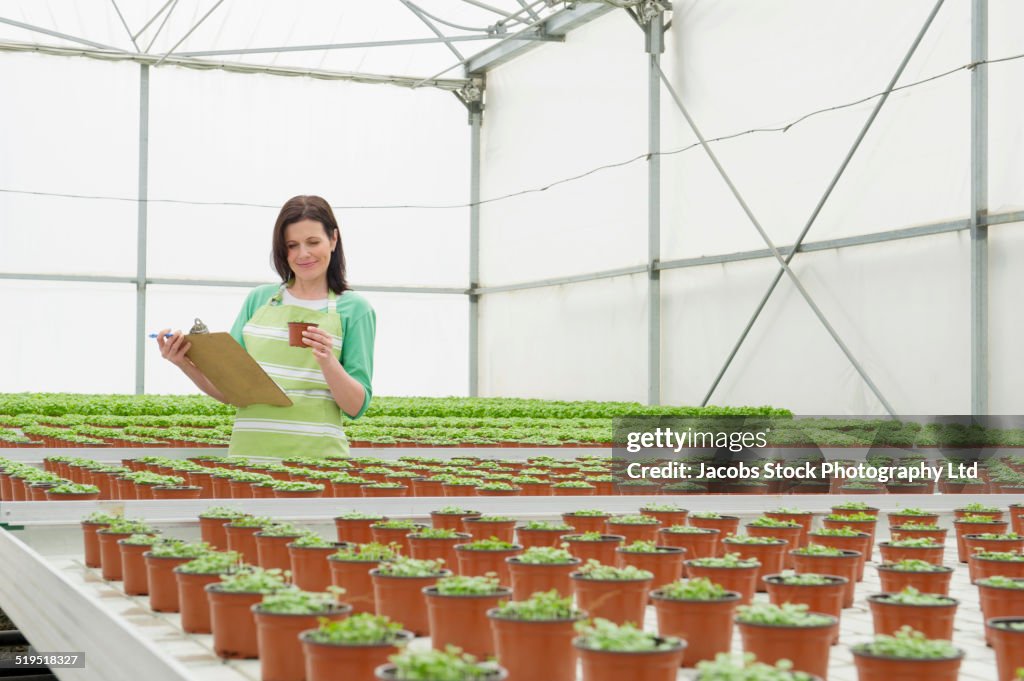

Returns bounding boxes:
[646,11,664,406]
[135,64,150,394]
[971,0,989,416]
[469,105,482,398]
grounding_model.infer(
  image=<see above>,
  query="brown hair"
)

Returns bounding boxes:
[271,195,348,294]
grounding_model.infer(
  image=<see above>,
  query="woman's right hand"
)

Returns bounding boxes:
[157,328,193,368]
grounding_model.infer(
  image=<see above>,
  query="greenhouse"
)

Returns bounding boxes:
[1,1,1023,680]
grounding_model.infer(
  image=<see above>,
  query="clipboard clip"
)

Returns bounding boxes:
[189,318,210,335]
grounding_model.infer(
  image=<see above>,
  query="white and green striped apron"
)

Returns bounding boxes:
[227,285,349,459]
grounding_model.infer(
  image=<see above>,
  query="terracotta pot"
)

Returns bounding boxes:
[605,520,660,544]
[254,533,301,571]
[409,532,471,573]
[442,483,477,497]
[953,519,1008,562]
[430,511,481,532]
[970,555,1024,584]
[890,526,948,544]
[46,490,101,501]
[334,516,385,544]
[657,528,719,564]
[463,518,517,543]
[206,585,265,658]
[507,558,580,600]
[764,511,814,547]
[199,515,234,550]
[331,481,365,497]
[370,569,450,636]
[359,485,407,498]
[830,506,879,518]
[145,553,195,612]
[615,547,684,595]
[684,562,760,605]
[738,617,836,679]
[225,523,262,565]
[978,577,1024,645]
[688,516,740,554]
[98,530,135,581]
[574,638,685,681]
[988,617,1024,681]
[792,550,861,607]
[455,546,523,584]
[288,544,337,591]
[651,590,739,666]
[175,568,224,633]
[747,525,803,569]
[876,564,953,596]
[821,517,878,557]
[329,557,379,614]
[851,646,963,681]
[488,612,584,681]
[807,532,870,581]
[516,527,573,549]
[888,512,939,528]
[639,508,688,528]
[228,480,254,498]
[370,524,427,556]
[517,481,552,496]
[868,594,957,639]
[152,485,202,499]
[187,471,215,498]
[764,574,846,644]
[425,586,512,657]
[253,604,351,681]
[877,542,944,566]
[571,573,652,626]
[722,539,787,593]
[82,521,111,568]
[212,476,232,498]
[560,513,609,535]
[1011,505,1024,535]
[118,541,152,596]
[561,534,623,566]
[300,630,413,681]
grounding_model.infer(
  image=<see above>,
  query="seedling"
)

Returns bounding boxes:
[574,618,679,652]
[492,590,581,620]
[658,578,730,600]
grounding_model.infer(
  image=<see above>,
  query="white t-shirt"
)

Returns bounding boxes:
[283,289,329,312]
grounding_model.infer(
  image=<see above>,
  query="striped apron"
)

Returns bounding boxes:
[227,285,349,459]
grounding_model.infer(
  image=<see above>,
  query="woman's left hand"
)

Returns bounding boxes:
[302,327,337,364]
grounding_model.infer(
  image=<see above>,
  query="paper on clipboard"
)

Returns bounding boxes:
[184,332,292,407]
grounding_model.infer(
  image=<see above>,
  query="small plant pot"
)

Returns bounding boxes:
[657,528,719,564]
[979,577,1024,645]
[255,533,301,571]
[359,485,407,498]
[516,526,572,549]
[476,486,522,497]
[737,617,836,679]
[574,638,685,681]
[45,490,101,501]
[506,557,580,600]
[867,593,958,639]
[331,481,365,497]
[806,532,870,581]
[199,515,233,550]
[688,516,740,553]
[969,554,1024,584]
[409,532,472,573]
[371,524,428,556]
[334,516,385,544]
[253,604,351,681]
[561,534,623,566]
[747,524,803,569]
[299,630,413,681]
[442,483,478,497]
[722,539,787,593]
[560,513,610,535]
[615,547,685,597]
[791,550,861,607]
[830,505,880,518]
[685,562,760,605]
[145,553,195,612]
[455,546,523,584]
[97,530,135,581]
[152,485,202,499]
[81,521,111,568]
[876,564,954,596]
[953,507,1003,521]
[463,518,517,543]
[551,485,595,496]
[763,574,847,644]
[987,617,1024,681]
[225,523,262,565]
[374,664,507,680]
[424,586,512,658]
[605,520,660,544]
[370,569,450,636]
[651,590,740,667]
[888,512,939,528]
[205,585,264,658]
[639,508,689,528]
[764,511,814,547]
[288,544,338,591]
[953,519,1009,562]
[228,480,254,499]
[570,573,652,626]
[174,568,224,633]
[877,542,944,566]
[851,646,963,681]
[328,557,380,614]
[890,526,948,544]
[821,517,878,557]
[430,511,481,533]
[118,541,151,596]
[488,611,584,681]
[274,487,327,498]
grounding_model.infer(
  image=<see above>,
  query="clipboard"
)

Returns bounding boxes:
[184,332,293,408]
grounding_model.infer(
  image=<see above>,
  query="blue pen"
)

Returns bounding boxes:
[148,333,176,338]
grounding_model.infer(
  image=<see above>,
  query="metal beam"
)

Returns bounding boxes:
[143,0,178,53]
[109,0,141,52]
[469,108,483,397]
[971,0,989,416]
[399,0,466,63]
[464,2,613,74]
[475,265,649,295]
[0,16,129,52]
[153,0,225,66]
[136,64,150,395]
[646,12,664,406]
[175,35,513,58]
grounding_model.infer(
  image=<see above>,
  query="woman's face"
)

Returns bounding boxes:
[284,219,338,285]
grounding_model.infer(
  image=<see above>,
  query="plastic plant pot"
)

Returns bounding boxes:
[615,547,685,598]
[821,517,878,557]
[657,527,720,564]
[867,593,958,639]
[560,513,610,535]
[454,545,523,584]
[409,532,472,573]
[334,516,385,545]
[764,511,814,547]
[255,533,301,571]
[507,557,580,600]
[877,542,945,566]
[253,603,351,681]
[97,529,136,581]
[175,568,224,633]
[722,539,787,593]
[299,629,413,681]
[890,525,948,544]
[570,572,652,626]
[430,510,481,532]
[369,569,451,636]
[370,524,428,556]
[328,557,382,615]
[651,589,740,667]
[118,541,151,596]
[688,515,740,552]
[888,512,939,528]
[952,518,1009,562]
[516,526,573,549]
[573,636,685,681]
[807,531,871,581]
[763,574,847,644]
[288,544,337,591]
[463,517,517,543]
[969,553,1024,584]
[198,515,233,549]
[684,562,760,606]
[791,550,861,607]
[561,534,624,566]
[82,520,111,568]
[205,585,264,659]
[979,577,1024,645]
[746,524,803,569]
[737,615,837,679]
[851,641,963,681]
[144,553,196,612]
[987,617,1024,681]
[224,523,262,565]
[488,610,585,681]
[605,518,660,544]
[876,564,954,596]
[424,585,512,658]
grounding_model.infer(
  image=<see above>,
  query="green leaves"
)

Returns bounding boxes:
[375,557,446,577]
[735,602,834,627]
[517,547,575,565]
[853,626,960,659]
[307,613,403,645]
[435,575,502,596]
[876,587,954,606]
[575,559,652,581]
[177,551,242,575]
[385,646,494,680]
[658,577,729,600]
[492,590,580,620]
[332,542,399,562]
[216,567,290,593]
[574,619,679,652]
[259,589,340,614]
[689,552,760,568]
[883,559,948,572]
[459,538,518,551]
[696,652,814,680]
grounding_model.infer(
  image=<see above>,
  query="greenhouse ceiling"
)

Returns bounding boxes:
[0,0,619,90]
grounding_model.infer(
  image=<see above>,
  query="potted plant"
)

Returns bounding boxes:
[651,577,740,667]
[144,540,212,612]
[408,527,473,571]
[333,512,387,544]
[487,590,586,681]
[225,515,274,565]
[851,627,963,681]
[953,514,1010,562]
[507,546,580,600]
[808,526,871,581]
[689,513,741,553]
[328,542,399,615]
[830,502,879,518]
[570,560,653,626]
[118,533,160,596]
[876,559,954,596]
[616,541,685,596]
[560,531,624,566]
[790,544,860,607]
[97,518,157,581]
[721,535,788,593]
[361,482,410,498]
[429,507,481,532]
[887,507,939,528]
[300,614,412,681]
[44,481,101,500]
[206,567,290,658]
[867,587,957,639]
[374,646,507,680]
[174,550,242,634]
[986,617,1024,681]
[685,553,760,605]
[253,589,351,681]
[877,537,944,566]
[255,522,305,571]
[763,572,847,644]
[366,519,426,555]
[424,574,512,658]
[605,515,661,544]
[821,511,879,556]
[454,538,523,584]
[639,503,689,528]
[657,525,720,563]
[978,576,1024,645]
[765,507,814,547]
[271,480,326,498]
[330,472,370,497]
[747,517,803,568]
[694,652,820,680]
[81,511,121,568]
[476,481,522,497]
[735,602,836,679]
[969,550,1024,584]
[516,520,575,549]
[561,510,611,535]
[288,533,339,591]
[573,618,684,681]
[890,521,948,545]
[370,557,450,636]
[463,515,517,543]
[953,502,1003,521]
[198,506,247,549]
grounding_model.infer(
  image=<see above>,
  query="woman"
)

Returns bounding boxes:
[157,195,375,458]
